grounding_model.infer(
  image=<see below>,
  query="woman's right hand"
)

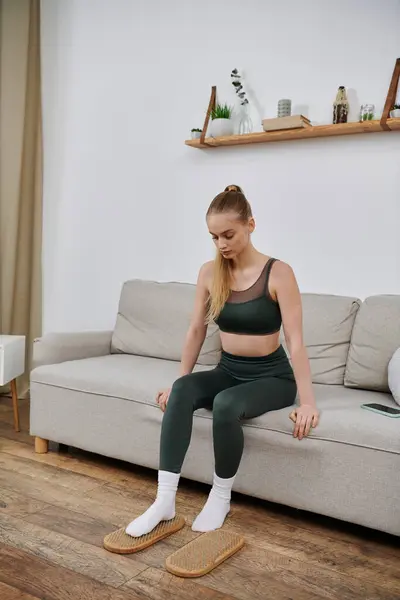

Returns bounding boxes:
[156,388,171,412]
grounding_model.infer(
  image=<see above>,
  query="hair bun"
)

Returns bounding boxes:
[225,184,245,195]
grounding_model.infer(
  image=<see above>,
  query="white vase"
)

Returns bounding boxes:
[238,104,253,135]
[191,131,202,139]
[390,109,400,118]
[209,118,233,138]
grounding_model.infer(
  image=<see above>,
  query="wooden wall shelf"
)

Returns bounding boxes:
[187,58,400,150]
[185,119,400,148]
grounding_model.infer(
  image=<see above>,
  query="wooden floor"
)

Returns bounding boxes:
[0,397,399,600]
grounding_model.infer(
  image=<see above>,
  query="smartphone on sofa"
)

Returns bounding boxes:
[361,403,400,418]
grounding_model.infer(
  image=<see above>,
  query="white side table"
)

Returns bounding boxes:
[0,335,26,432]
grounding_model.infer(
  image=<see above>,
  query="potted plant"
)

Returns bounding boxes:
[390,104,400,118]
[191,128,202,139]
[210,103,234,137]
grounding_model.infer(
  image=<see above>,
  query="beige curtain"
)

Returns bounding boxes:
[0,0,42,396]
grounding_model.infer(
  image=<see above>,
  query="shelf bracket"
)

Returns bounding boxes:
[380,57,400,131]
[200,86,216,147]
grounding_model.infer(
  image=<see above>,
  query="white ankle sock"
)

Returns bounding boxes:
[125,470,180,537]
[192,473,235,532]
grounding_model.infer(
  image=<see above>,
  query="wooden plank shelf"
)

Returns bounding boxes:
[187,58,400,150]
[185,118,400,149]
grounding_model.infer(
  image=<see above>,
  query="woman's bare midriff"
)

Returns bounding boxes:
[219,330,281,357]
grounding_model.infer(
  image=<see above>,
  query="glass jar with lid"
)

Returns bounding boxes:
[359,104,375,121]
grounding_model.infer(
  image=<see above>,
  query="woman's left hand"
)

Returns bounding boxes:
[290,405,320,440]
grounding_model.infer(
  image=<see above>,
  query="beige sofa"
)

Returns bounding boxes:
[30,280,400,536]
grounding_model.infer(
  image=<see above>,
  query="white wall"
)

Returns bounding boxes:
[41,0,400,332]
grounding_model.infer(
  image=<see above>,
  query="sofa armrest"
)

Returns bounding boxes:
[32,331,113,370]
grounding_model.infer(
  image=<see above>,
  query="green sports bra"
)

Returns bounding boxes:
[215,258,282,335]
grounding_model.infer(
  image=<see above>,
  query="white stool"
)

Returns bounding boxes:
[0,335,26,432]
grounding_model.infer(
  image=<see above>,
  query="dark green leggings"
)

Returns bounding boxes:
[160,349,297,479]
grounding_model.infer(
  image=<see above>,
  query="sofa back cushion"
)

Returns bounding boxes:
[111,279,221,365]
[344,295,400,392]
[280,293,361,384]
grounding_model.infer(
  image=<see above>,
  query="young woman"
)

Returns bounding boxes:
[126,185,319,538]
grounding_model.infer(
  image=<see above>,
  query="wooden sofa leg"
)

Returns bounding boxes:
[35,437,49,454]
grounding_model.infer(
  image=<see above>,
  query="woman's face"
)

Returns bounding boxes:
[207,211,254,259]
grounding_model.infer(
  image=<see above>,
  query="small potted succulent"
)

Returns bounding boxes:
[209,103,234,137]
[191,128,202,139]
[390,104,400,118]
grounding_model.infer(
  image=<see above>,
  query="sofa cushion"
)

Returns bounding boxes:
[111,280,221,365]
[263,383,399,454]
[30,355,399,455]
[280,293,360,385]
[31,354,212,400]
[344,295,400,392]
[31,354,213,404]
